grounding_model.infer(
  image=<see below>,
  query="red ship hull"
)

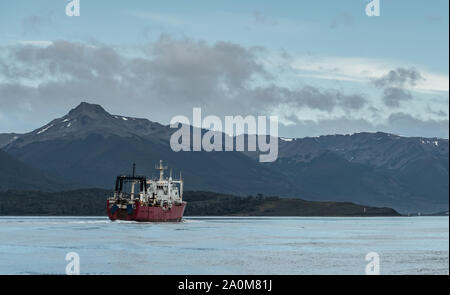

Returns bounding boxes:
[107,200,187,222]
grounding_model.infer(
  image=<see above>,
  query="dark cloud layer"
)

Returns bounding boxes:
[246,85,366,113]
[1,38,368,117]
[0,39,447,138]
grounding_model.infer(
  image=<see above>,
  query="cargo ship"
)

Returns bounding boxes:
[107,160,186,222]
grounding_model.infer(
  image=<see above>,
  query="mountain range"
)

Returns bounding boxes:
[1,102,448,213]
[0,148,71,191]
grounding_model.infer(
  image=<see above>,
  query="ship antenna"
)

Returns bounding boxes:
[132,162,136,177]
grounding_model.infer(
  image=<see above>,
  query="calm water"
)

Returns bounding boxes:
[0,216,448,275]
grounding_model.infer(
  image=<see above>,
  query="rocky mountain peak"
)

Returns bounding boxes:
[67,102,110,119]
[2,102,168,149]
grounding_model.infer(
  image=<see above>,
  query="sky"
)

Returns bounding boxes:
[0,0,448,138]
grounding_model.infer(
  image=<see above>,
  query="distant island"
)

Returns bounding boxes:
[0,189,400,217]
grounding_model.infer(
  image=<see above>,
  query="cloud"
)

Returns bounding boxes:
[11,40,124,80]
[18,40,53,47]
[373,67,424,88]
[288,86,366,111]
[427,106,448,118]
[0,38,368,121]
[382,87,413,108]
[292,57,449,92]
[372,68,425,108]
[0,38,447,139]
[231,84,368,119]
[143,35,269,101]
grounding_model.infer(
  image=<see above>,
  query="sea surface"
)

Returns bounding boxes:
[0,216,448,275]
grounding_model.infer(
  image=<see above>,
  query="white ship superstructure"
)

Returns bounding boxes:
[143,160,184,209]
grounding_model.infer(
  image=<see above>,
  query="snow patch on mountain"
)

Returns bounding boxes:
[37,124,53,135]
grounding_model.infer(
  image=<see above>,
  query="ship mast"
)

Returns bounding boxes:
[131,162,136,200]
[156,160,167,181]
[180,171,183,200]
